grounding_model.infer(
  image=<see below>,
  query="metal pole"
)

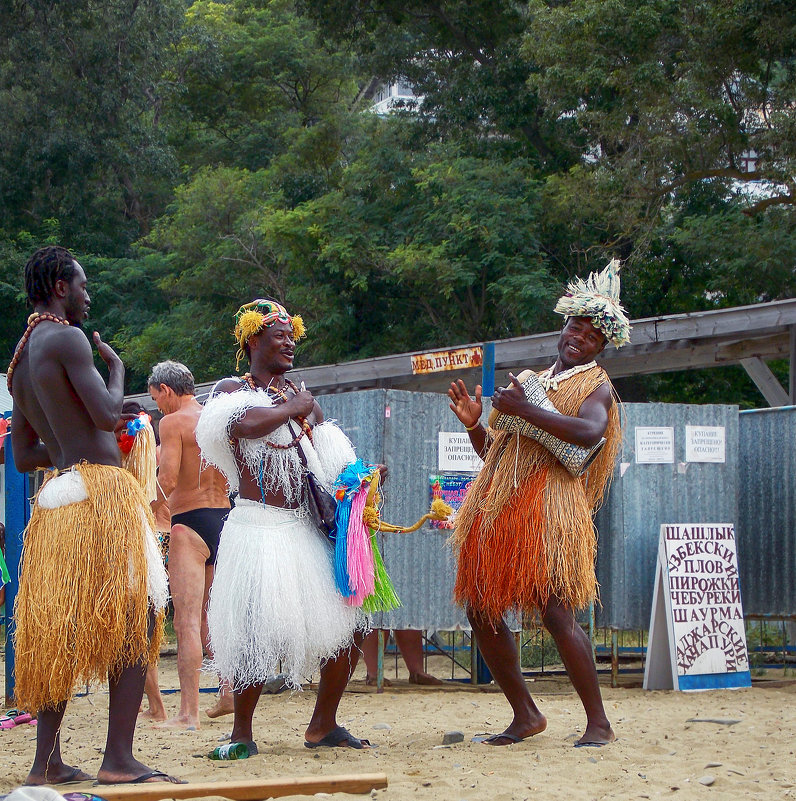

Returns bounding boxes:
[4,428,30,706]
[611,629,619,689]
[481,342,496,396]
[376,629,384,693]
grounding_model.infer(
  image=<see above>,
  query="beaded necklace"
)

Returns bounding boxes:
[537,360,598,392]
[7,312,71,393]
[242,372,313,448]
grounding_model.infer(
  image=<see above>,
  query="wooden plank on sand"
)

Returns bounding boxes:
[95,773,388,801]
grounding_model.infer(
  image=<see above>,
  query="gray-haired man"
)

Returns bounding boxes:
[148,361,232,727]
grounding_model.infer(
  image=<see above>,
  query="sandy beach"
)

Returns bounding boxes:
[1,652,794,801]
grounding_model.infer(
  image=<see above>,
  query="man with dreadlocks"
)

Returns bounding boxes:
[448,259,630,748]
[7,246,176,785]
[195,299,374,753]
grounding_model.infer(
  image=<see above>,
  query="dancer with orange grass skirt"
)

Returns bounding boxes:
[448,259,630,748]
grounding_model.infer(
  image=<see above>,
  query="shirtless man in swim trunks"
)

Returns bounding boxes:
[8,245,178,785]
[148,361,232,729]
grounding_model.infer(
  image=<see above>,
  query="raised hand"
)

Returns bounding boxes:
[448,379,483,429]
[491,372,528,415]
[93,331,123,370]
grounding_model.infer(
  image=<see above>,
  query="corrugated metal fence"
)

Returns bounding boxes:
[736,406,796,617]
[594,403,739,630]
[319,391,794,631]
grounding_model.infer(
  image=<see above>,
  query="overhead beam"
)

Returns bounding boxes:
[740,357,790,407]
[124,298,796,405]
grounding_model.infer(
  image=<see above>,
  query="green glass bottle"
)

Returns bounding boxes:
[208,742,250,760]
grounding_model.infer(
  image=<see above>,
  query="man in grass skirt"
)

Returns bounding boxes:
[196,299,374,752]
[449,259,630,748]
[8,246,174,785]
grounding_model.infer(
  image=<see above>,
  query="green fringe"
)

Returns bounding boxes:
[362,530,401,613]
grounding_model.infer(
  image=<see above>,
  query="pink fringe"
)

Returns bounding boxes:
[345,486,375,606]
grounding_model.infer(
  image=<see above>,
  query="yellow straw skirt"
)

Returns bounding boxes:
[13,463,167,712]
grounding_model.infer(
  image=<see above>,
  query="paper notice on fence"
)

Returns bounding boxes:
[685,425,726,463]
[438,432,483,472]
[635,426,675,463]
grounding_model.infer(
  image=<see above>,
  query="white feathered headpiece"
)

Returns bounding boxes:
[554,258,631,348]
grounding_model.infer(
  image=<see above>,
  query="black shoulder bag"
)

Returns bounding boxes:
[290,422,337,543]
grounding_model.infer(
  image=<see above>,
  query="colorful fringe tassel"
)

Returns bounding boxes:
[119,413,158,503]
[332,459,400,611]
[362,530,401,613]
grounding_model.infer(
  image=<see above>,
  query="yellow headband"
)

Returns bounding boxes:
[233,299,306,370]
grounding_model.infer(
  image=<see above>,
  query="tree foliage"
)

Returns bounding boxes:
[1,0,793,405]
[0,0,184,251]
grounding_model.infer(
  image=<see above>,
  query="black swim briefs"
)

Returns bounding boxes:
[170,507,229,565]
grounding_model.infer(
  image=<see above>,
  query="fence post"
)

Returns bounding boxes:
[376,629,385,693]
[481,342,496,397]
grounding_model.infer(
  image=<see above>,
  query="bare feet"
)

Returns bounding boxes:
[24,766,94,786]
[408,671,443,686]
[139,707,167,723]
[575,721,616,747]
[205,693,234,719]
[478,713,547,746]
[154,714,200,731]
[365,675,392,687]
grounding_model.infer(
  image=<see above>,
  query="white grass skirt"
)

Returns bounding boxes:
[207,499,366,690]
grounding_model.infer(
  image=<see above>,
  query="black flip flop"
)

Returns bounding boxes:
[96,770,187,785]
[472,732,525,745]
[24,767,95,787]
[304,725,372,749]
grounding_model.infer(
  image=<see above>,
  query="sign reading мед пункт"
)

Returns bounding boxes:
[410,346,483,375]
[643,523,750,692]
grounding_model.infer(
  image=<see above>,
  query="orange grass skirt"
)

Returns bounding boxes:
[454,467,598,622]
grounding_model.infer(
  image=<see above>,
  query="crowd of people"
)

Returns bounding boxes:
[5,244,629,785]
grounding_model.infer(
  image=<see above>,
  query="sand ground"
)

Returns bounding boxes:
[2,653,794,801]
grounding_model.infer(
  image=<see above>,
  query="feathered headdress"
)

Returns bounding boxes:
[554,258,631,347]
[233,299,306,370]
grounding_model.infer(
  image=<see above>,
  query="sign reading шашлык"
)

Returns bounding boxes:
[643,523,751,692]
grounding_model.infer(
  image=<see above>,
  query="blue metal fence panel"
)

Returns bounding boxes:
[319,389,493,630]
[4,430,31,703]
[595,403,739,630]
[737,406,796,616]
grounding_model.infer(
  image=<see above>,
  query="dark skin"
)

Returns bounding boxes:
[214,320,373,747]
[448,316,616,747]
[10,261,180,784]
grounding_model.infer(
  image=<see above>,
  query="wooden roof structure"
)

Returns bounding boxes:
[129,297,796,407]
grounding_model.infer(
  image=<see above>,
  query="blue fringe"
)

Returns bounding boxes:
[332,459,375,597]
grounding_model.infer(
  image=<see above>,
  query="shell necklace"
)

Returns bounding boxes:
[538,361,598,391]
